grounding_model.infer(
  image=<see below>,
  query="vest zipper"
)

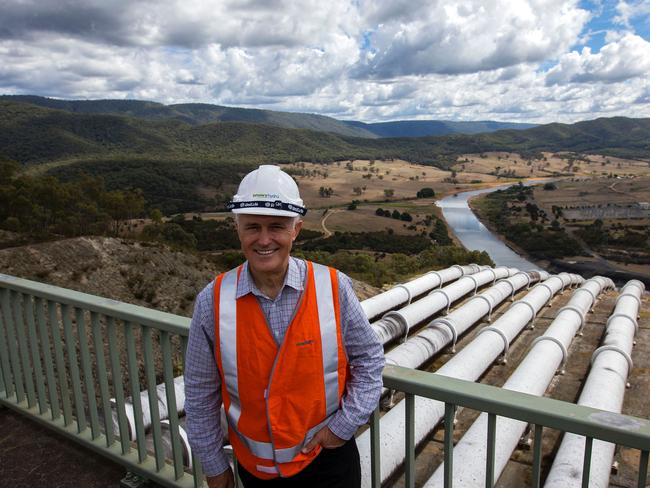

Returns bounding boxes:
[262,261,310,477]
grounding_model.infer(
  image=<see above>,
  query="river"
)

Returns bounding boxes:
[436,183,544,271]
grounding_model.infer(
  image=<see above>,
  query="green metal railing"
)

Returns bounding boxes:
[374,365,650,488]
[0,274,200,488]
[1,273,649,487]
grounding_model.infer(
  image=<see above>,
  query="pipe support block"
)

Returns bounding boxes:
[606,313,638,335]
[591,345,633,373]
[558,305,586,334]
[472,294,494,322]
[531,336,568,373]
[477,326,509,363]
[429,318,458,353]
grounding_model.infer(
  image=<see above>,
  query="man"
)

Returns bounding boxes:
[185,165,385,488]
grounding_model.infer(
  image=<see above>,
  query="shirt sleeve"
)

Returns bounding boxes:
[184,282,231,477]
[327,271,385,440]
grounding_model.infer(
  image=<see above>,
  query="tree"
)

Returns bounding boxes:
[384,189,394,198]
[416,187,435,198]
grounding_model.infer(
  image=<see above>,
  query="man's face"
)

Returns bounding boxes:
[236,214,302,276]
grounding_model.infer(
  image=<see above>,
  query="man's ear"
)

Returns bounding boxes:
[292,219,303,241]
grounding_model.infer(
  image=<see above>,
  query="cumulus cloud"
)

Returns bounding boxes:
[354,0,590,77]
[0,0,649,123]
[545,33,650,84]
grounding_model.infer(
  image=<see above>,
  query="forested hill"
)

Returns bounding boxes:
[2,97,650,213]
[2,98,650,169]
[344,119,536,137]
[0,95,377,139]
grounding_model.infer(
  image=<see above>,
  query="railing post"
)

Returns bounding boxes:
[531,425,543,488]
[370,406,381,488]
[638,450,649,488]
[444,403,456,488]
[405,393,416,488]
[486,413,496,488]
[582,436,593,488]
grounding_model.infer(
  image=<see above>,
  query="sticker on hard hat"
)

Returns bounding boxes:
[226,200,307,216]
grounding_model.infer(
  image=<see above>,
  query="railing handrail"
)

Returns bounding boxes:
[0,273,190,335]
[383,364,650,451]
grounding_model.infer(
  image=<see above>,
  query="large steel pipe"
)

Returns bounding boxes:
[358,272,581,487]
[426,277,614,488]
[361,264,483,320]
[544,279,645,488]
[372,267,516,345]
[110,375,185,441]
[382,270,551,383]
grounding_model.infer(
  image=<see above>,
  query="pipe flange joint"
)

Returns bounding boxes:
[382,311,409,342]
[513,300,537,327]
[591,345,633,373]
[393,284,413,305]
[533,282,555,302]
[558,305,586,334]
[477,326,509,363]
[426,270,444,289]
[451,264,465,276]
[429,318,458,353]
[625,280,645,295]
[556,273,570,293]
[615,292,642,310]
[488,267,498,284]
[514,271,532,289]
[466,274,480,295]
[574,287,597,306]
[429,289,452,313]
[496,278,517,301]
[473,294,494,322]
[606,313,639,335]
[531,336,568,373]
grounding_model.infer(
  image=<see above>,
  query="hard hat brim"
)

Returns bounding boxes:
[231,207,303,218]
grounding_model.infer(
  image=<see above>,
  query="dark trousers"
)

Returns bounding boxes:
[237,438,361,488]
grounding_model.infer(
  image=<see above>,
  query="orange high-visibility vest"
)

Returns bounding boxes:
[213,261,348,479]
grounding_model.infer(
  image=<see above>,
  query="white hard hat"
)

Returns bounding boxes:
[227,165,306,217]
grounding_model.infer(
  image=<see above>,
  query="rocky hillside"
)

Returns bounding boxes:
[0,236,380,315]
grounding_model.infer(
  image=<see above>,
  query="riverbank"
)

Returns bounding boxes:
[468,191,650,287]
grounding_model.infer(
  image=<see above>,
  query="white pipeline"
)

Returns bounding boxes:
[544,279,645,488]
[110,376,185,441]
[426,277,614,488]
[358,272,583,487]
[361,264,484,321]
[382,270,552,383]
[372,267,516,345]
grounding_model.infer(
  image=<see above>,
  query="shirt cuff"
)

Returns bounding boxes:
[200,448,231,478]
[327,411,358,441]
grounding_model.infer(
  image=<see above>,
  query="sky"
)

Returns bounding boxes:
[1,0,649,124]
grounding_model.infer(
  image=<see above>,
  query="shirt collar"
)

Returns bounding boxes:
[236,256,304,299]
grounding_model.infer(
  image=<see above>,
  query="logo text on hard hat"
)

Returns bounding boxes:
[252,193,280,199]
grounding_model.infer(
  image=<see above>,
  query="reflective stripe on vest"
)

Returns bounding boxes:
[218,262,340,463]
